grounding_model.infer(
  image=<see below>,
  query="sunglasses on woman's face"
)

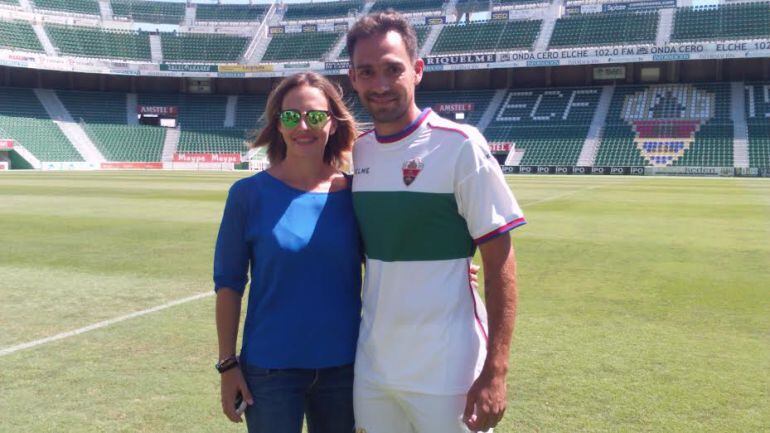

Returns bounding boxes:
[278,110,332,130]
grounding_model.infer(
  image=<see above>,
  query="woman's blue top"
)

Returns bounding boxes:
[214,171,362,369]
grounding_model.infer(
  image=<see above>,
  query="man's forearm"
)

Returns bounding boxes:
[216,288,242,359]
[479,236,518,376]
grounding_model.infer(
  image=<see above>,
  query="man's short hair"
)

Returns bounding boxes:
[346,10,418,64]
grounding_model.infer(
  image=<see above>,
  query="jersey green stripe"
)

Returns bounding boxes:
[353,191,474,262]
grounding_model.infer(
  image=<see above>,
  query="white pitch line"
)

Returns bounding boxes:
[522,183,608,208]
[0,181,624,357]
[0,291,214,358]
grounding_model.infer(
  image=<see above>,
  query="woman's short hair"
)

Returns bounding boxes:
[250,72,356,169]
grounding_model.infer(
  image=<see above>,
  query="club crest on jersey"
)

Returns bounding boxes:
[402,157,424,186]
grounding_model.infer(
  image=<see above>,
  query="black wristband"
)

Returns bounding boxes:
[215,356,239,374]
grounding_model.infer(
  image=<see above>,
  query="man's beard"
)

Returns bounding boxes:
[363,92,409,124]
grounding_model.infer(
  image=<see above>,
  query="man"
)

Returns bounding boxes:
[346,11,526,433]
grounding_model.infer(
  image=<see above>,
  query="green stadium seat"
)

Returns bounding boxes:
[161,33,249,62]
[46,25,151,61]
[111,0,186,24]
[58,90,165,162]
[138,94,228,130]
[747,123,770,168]
[0,20,44,53]
[53,91,272,161]
[485,88,601,166]
[417,90,497,125]
[178,129,248,154]
[235,95,268,131]
[32,0,99,15]
[550,11,658,48]
[370,0,445,14]
[596,84,734,167]
[432,20,541,54]
[744,83,770,168]
[137,93,257,155]
[262,31,342,62]
[283,1,360,21]
[0,87,82,162]
[86,124,165,161]
[196,4,267,21]
[672,3,770,42]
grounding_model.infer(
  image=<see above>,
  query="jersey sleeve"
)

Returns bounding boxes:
[213,180,251,294]
[454,130,526,244]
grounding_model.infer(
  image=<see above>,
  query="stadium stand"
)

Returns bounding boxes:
[195,4,267,22]
[191,95,271,153]
[339,25,430,59]
[596,128,648,167]
[747,122,770,168]
[672,2,770,42]
[0,87,83,162]
[57,90,165,162]
[32,0,99,15]
[235,95,268,130]
[136,93,249,154]
[282,0,361,21]
[137,94,227,130]
[0,0,19,5]
[0,20,45,53]
[485,88,601,165]
[674,122,734,167]
[160,33,249,62]
[550,11,658,48]
[745,83,770,168]
[596,84,733,167]
[344,98,371,127]
[370,0,446,13]
[262,31,342,62]
[110,0,186,24]
[177,128,248,153]
[431,20,541,53]
[46,25,152,61]
[418,90,497,125]
[82,124,165,161]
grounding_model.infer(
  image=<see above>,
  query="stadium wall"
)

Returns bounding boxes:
[4,58,770,94]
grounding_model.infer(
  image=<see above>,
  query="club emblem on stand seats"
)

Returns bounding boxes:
[402,157,424,186]
[621,85,715,167]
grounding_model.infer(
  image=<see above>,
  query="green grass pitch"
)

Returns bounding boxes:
[0,171,768,432]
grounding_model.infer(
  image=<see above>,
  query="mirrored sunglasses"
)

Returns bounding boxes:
[278,110,331,129]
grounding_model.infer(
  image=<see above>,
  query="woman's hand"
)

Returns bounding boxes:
[220,367,253,423]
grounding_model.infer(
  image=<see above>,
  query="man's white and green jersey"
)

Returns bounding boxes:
[352,108,525,395]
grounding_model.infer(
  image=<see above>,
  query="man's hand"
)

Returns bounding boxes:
[220,368,253,423]
[469,263,480,290]
[463,369,507,432]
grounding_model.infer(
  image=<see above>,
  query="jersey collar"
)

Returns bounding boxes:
[375,108,432,144]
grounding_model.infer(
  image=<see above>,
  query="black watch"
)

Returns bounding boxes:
[215,355,239,373]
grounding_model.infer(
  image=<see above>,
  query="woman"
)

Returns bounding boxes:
[213,72,360,433]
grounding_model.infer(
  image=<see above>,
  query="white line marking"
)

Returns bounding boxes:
[0,291,214,358]
[522,184,608,207]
